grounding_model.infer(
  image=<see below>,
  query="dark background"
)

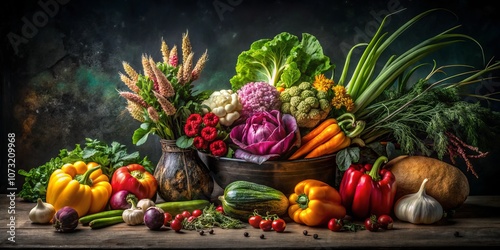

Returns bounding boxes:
[1,0,500,194]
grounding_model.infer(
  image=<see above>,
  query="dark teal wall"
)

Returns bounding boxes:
[2,0,499,194]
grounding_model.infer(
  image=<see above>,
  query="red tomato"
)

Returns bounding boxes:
[187,215,197,223]
[181,210,191,219]
[215,205,224,214]
[170,218,183,232]
[364,216,379,232]
[163,212,172,226]
[175,214,184,221]
[248,215,263,229]
[192,209,203,218]
[271,218,286,232]
[328,218,343,232]
[259,219,272,231]
[377,215,394,230]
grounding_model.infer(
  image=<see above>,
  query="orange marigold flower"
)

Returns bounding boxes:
[331,85,354,111]
[313,74,335,92]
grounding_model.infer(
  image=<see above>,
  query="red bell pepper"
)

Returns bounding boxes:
[339,156,397,219]
[111,164,158,200]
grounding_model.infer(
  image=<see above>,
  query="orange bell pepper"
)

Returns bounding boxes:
[46,161,112,217]
[288,179,346,226]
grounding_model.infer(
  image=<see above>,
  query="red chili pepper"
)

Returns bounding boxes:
[339,156,397,219]
[111,164,158,200]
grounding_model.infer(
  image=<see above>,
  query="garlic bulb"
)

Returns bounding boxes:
[394,178,444,224]
[136,199,155,211]
[29,198,56,224]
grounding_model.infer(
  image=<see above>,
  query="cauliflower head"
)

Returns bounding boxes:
[237,82,281,118]
[201,89,242,126]
[279,81,331,128]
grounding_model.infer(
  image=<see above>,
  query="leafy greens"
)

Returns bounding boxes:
[229,32,333,90]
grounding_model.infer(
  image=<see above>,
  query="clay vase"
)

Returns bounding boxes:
[154,139,214,201]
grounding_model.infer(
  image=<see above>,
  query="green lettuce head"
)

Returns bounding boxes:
[229,32,334,90]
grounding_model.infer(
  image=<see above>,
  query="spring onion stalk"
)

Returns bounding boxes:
[339,8,485,115]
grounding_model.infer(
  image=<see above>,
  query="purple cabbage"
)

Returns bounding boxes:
[230,110,299,164]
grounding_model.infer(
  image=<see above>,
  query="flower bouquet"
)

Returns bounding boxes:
[118,9,500,194]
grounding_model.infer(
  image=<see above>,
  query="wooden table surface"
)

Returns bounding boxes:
[1,195,500,249]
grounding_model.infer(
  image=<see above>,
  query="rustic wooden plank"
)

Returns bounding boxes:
[1,196,500,249]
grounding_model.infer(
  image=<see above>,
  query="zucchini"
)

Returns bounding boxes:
[219,180,289,221]
[79,210,124,225]
[88,216,124,229]
[155,199,210,215]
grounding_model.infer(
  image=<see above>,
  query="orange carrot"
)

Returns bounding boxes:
[301,118,337,144]
[289,123,340,160]
[305,131,350,159]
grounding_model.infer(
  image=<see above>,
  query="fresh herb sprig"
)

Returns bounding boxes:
[183,204,246,230]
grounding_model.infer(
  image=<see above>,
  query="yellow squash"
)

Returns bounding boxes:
[46,161,112,217]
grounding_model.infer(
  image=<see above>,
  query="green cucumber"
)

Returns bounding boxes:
[88,216,124,229]
[219,181,289,221]
[79,210,124,225]
[155,199,210,215]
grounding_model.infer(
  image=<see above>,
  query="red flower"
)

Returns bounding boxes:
[203,112,219,127]
[187,113,203,127]
[193,136,208,150]
[184,122,199,137]
[201,126,217,142]
[210,140,227,157]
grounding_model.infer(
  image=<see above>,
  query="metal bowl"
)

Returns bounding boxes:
[198,152,337,196]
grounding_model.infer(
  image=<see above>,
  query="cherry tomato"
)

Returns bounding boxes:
[175,214,184,221]
[192,209,203,218]
[187,215,197,223]
[259,219,272,231]
[248,215,263,229]
[181,210,191,219]
[215,205,224,214]
[170,218,183,232]
[271,218,286,232]
[327,218,344,232]
[364,216,379,232]
[163,212,173,226]
[377,215,394,230]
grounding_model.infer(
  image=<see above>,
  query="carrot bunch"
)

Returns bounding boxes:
[289,113,365,160]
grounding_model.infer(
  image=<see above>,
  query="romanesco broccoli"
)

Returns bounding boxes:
[280,81,332,128]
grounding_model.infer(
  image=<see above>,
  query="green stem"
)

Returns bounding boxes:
[345,120,366,138]
[78,166,101,186]
[368,156,388,182]
[296,194,309,210]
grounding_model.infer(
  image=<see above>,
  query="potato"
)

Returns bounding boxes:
[385,155,469,211]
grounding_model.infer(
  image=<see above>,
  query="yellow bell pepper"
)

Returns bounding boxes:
[288,179,346,226]
[46,161,112,217]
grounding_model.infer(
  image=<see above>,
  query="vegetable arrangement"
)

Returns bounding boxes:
[22,8,500,241]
